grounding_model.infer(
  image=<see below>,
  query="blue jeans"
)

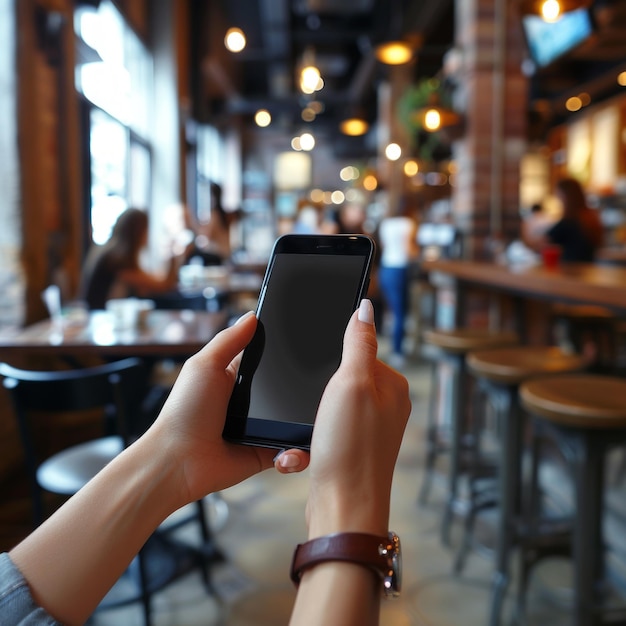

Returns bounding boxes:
[378,265,409,355]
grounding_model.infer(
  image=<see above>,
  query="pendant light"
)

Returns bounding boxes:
[374,0,417,65]
[519,0,592,22]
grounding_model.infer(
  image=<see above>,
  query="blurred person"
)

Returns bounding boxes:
[80,208,189,310]
[524,177,603,262]
[377,196,419,368]
[293,199,322,234]
[1,300,410,626]
[521,201,555,243]
[191,182,232,265]
[338,201,367,234]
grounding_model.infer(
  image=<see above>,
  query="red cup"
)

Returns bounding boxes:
[542,245,561,269]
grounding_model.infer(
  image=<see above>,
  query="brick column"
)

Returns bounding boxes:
[451,0,528,260]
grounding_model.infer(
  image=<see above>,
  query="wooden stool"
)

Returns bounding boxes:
[519,375,626,626]
[419,328,519,545]
[463,347,586,619]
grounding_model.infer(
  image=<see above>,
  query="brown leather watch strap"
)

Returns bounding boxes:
[290,532,391,585]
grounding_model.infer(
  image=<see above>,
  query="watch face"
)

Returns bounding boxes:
[383,532,402,597]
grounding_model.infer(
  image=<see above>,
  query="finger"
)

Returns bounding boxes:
[339,299,378,371]
[273,449,310,474]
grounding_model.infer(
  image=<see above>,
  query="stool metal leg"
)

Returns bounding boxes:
[489,386,522,626]
[569,430,606,626]
[441,353,465,546]
[418,360,442,505]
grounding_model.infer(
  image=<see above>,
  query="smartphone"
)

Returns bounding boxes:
[223,234,375,450]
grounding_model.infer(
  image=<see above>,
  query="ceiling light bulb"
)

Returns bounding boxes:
[300,132,315,151]
[385,143,402,161]
[302,107,316,122]
[424,109,442,132]
[375,41,413,65]
[541,0,561,22]
[566,96,582,111]
[331,190,345,205]
[404,160,419,177]
[340,118,369,136]
[254,109,271,127]
[224,27,246,53]
[363,174,378,191]
[301,66,321,93]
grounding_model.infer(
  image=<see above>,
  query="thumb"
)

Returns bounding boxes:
[339,299,378,370]
[192,310,257,371]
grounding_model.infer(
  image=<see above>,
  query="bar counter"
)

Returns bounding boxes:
[423,259,626,313]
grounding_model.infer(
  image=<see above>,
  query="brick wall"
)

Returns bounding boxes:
[451,0,528,260]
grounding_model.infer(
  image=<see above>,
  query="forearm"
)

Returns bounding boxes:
[9,433,187,625]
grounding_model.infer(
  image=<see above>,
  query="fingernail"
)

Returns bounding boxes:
[272,449,286,463]
[357,299,375,325]
[235,311,255,325]
[279,453,300,471]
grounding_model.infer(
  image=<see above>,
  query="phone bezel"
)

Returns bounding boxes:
[222,234,375,450]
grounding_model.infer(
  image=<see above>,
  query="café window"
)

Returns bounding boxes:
[74,0,153,244]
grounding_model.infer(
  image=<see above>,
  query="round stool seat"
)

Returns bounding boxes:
[423,328,518,354]
[467,346,586,386]
[520,375,626,428]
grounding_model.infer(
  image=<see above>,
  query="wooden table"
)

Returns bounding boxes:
[0,309,229,361]
[0,308,230,610]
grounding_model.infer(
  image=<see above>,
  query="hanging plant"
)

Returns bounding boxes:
[397,78,457,162]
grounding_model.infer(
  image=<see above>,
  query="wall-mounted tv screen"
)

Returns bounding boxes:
[523,8,594,68]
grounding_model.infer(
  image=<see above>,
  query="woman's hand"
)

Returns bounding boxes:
[142,312,309,507]
[276,299,411,537]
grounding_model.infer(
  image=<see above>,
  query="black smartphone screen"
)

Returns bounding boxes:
[223,234,374,449]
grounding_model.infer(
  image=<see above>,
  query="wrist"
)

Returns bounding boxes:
[124,434,189,516]
[306,488,390,539]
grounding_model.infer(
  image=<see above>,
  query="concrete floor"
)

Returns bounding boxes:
[89,334,615,626]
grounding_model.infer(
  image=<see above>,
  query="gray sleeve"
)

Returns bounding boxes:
[0,553,60,625]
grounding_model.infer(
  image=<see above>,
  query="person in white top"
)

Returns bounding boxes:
[377,197,419,367]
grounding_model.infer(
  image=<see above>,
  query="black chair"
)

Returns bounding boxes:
[0,358,218,625]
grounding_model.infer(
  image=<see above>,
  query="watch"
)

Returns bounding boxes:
[290,531,402,597]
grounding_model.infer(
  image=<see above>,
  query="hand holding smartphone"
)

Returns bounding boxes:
[223,234,375,450]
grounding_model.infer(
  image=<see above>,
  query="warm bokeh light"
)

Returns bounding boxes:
[404,160,419,176]
[299,132,316,151]
[363,174,378,191]
[340,117,369,136]
[375,41,413,65]
[578,92,591,106]
[300,66,323,94]
[224,27,246,53]
[310,188,324,203]
[291,136,302,151]
[619,71,626,87]
[301,107,316,122]
[424,109,442,131]
[566,96,582,111]
[340,166,359,181]
[540,0,561,22]
[254,109,271,127]
[385,143,402,161]
[331,190,345,204]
